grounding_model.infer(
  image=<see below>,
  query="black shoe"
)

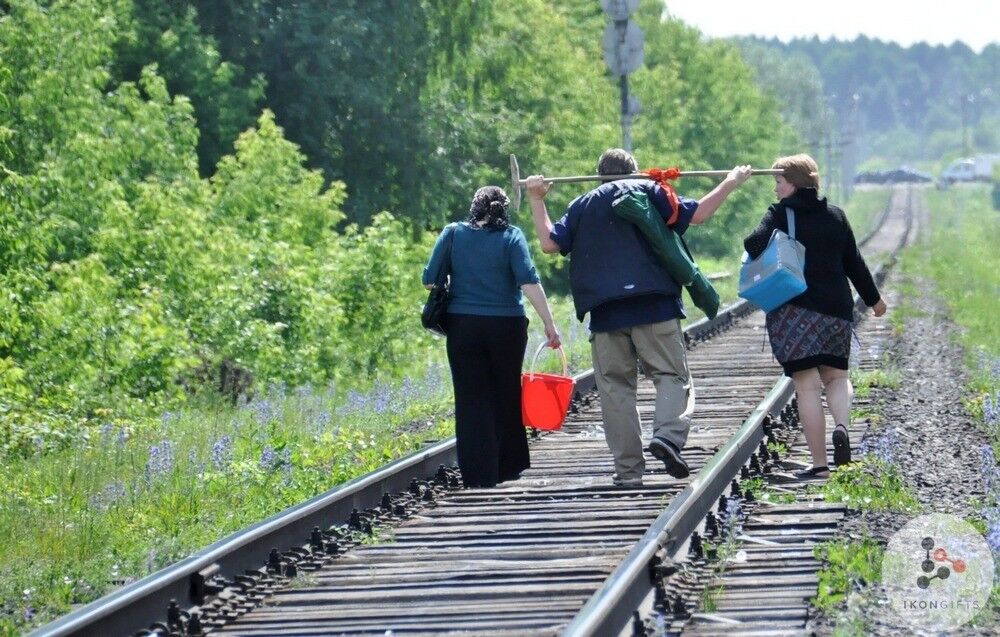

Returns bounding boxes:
[648,437,690,479]
[832,424,852,467]
[793,466,830,480]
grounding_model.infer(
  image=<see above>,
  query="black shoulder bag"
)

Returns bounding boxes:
[421,224,455,337]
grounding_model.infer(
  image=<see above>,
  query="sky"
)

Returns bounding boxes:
[662,0,998,52]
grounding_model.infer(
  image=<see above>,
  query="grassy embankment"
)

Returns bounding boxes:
[811,183,1000,632]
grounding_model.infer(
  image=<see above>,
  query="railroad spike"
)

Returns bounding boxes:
[310,526,325,551]
[704,512,719,537]
[435,464,450,485]
[762,415,773,434]
[730,479,742,499]
[267,548,282,574]
[381,492,393,511]
[688,532,704,559]
[653,580,668,612]
[166,600,181,627]
[186,610,204,636]
[631,610,646,637]
[672,594,692,619]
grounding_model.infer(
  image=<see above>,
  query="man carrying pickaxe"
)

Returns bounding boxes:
[526,148,754,487]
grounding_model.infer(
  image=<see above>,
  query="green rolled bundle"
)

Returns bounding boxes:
[612,191,719,319]
[687,269,720,320]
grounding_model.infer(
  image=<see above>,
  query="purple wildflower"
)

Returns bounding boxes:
[99,423,114,440]
[295,383,314,400]
[982,506,1000,556]
[981,445,999,496]
[249,398,271,425]
[144,440,175,484]
[983,392,999,427]
[89,481,127,511]
[858,428,898,464]
[259,445,278,471]
[400,376,417,403]
[721,497,744,536]
[211,435,233,471]
[372,383,391,414]
[267,380,288,399]
[280,448,293,482]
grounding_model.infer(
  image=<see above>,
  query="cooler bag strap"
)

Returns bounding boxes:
[786,207,796,240]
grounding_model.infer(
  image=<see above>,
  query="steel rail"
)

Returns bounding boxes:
[561,186,910,636]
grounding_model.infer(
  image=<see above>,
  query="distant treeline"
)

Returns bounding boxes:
[736,35,1000,169]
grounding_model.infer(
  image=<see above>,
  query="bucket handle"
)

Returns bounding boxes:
[527,341,568,380]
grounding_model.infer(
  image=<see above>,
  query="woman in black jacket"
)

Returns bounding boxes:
[744,154,887,479]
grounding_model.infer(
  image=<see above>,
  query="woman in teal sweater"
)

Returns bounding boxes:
[423,186,560,488]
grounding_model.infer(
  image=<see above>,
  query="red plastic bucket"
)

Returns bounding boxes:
[521,343,574,431]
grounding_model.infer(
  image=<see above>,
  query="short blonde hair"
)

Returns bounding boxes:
[772,154,820,190]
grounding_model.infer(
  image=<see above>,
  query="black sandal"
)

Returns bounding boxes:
[832,424,852,467]
[793,466,830,480]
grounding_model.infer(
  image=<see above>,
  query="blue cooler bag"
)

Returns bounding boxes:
[738,207,807,312]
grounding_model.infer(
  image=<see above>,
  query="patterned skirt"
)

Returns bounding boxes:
[765,304,853,376]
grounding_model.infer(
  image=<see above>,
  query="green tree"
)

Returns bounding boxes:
[114,0,266,174]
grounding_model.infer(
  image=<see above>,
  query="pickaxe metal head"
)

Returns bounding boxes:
[510,153,522,211]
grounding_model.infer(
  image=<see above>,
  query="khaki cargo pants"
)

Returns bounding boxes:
[591,319,694,482]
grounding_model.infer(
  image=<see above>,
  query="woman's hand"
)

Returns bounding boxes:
[544,322,561,349]
[526,175,551,200]
[872,298,887,317]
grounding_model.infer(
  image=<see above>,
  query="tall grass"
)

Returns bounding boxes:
[1,369,453,634]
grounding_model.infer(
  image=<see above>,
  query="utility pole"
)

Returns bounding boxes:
[960,92,973,156]
[601,0,643,152]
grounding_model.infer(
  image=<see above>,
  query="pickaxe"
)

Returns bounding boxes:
[509,154,783,210]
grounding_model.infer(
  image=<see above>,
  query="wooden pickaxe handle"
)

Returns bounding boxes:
[519,169,783,185]
[509,154,781,209]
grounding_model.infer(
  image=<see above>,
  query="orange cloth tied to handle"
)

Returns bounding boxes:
[642,167,682,225]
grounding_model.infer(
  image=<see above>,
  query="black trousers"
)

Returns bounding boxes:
[445,313,530,488]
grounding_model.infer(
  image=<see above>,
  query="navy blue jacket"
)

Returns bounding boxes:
[552,180,698,321]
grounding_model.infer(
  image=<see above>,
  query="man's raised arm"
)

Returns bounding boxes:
[691,165,753,225]
[526,175,561,254]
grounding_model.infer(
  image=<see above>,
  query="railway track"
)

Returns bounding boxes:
[33,187,913,637]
